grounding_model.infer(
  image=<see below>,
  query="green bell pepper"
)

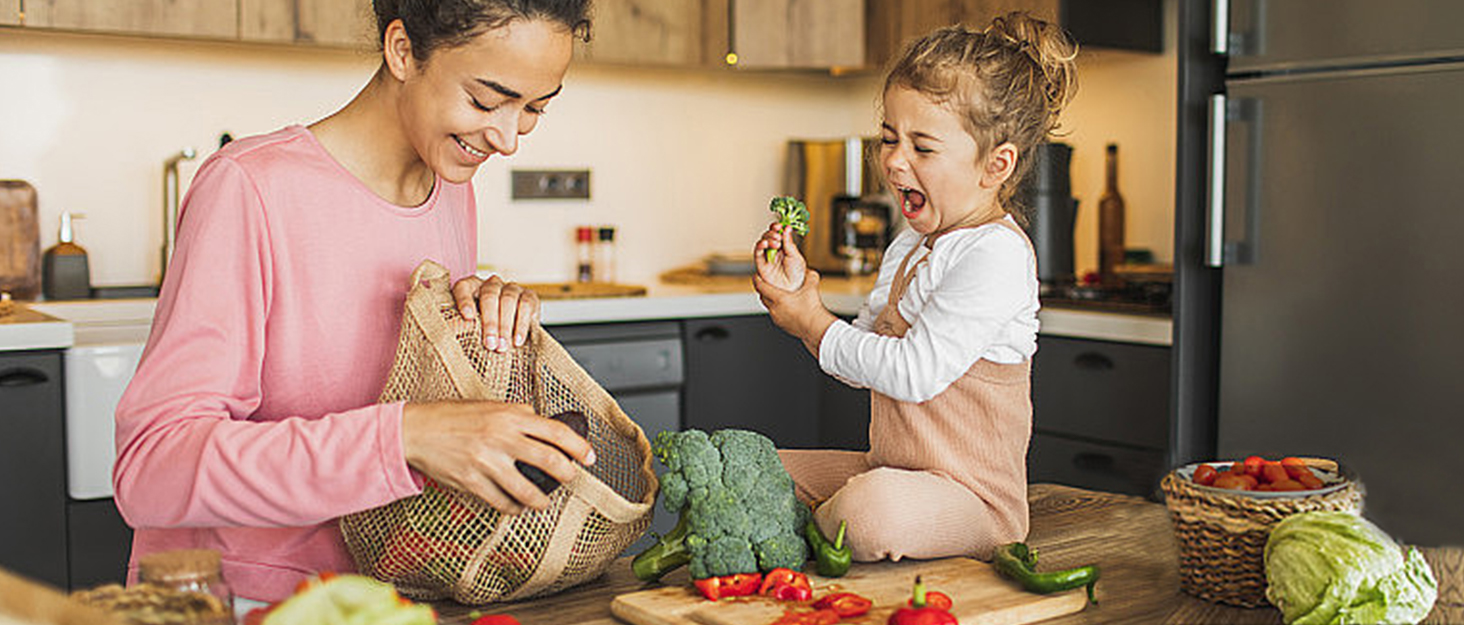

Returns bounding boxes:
[805,519,851,578]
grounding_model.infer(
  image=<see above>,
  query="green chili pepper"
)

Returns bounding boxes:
[805,519,851,578]
[992,542,1099,604]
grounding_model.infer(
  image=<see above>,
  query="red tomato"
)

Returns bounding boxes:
[1237,474,1259,489]
[814,592,874,617]
[1284,464,1316,481]
[1298,473,1325,490]
[1243,455,1266,477]
[1280,456,1307,468]
[1270,479,1305,491]
[1213,474,1250,491]
[1262,463,1289,484]
[693,572,763,601]
[1193,464,1219,486]
[471,615,522,625]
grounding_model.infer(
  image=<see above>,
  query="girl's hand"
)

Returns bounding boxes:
[452,275,540,353]
[754,223,807,291]
[754,267,837,357]
[401,401,595,515]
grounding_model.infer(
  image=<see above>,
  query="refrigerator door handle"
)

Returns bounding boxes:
[1211,0,1229,55]
[1206,94,1228,267]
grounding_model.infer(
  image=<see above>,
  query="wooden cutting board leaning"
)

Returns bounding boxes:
[611,556,1089,625]
[0,181,41,300]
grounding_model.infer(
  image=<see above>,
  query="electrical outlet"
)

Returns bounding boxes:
[511,169,591,200]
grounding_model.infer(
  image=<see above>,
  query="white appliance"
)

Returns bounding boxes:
[29,299,155,500]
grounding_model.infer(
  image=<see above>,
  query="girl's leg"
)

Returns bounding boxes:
[777,449,871,506]
[815,467,1021,562]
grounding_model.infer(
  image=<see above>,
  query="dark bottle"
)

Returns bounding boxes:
[1097,144,1126,285]
[42,212,91,300]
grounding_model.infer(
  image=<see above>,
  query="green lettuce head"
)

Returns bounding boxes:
[1264,511,1437,625]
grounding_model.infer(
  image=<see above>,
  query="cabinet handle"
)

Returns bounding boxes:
[0,367,50,387]
[1073,352,1115,371]
[693,326,730,342]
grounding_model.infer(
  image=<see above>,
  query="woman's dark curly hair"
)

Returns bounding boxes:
[373,0,592,61]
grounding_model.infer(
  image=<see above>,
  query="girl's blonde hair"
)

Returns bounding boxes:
[884,12,1078,223]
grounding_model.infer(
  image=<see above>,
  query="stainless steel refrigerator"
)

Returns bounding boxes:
[1173,0,1464,547]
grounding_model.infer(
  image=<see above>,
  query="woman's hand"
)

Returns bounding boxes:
[754,223,807,291]
[401,401,595,515]
[452,275,540,353]
[753,265,838,358]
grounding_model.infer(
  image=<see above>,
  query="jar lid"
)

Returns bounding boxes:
[138,549,222,582]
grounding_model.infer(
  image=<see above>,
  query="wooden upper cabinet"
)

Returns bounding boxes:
[866,0,1059,68]
[240,0,376,48]
[577,0,706,66]
[728,0,863,70]
[22,0,239,39]
[1,0,21,26]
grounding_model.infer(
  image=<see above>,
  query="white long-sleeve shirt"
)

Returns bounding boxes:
[818,217,1039,403]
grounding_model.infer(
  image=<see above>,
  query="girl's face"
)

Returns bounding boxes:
[879,86,1001,235]
[394,19,573,183]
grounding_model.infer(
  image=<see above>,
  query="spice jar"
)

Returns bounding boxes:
[137,549,235,624]
[575,226,595,283]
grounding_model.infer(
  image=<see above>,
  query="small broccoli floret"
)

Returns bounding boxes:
[630,428,811,582]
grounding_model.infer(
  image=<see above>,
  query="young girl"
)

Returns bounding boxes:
[753,13,1077,562]
[113,0,595,607]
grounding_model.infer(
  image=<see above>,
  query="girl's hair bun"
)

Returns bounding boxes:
[983,11,1078,128]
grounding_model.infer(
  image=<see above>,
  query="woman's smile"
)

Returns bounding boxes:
[452,134,490,163]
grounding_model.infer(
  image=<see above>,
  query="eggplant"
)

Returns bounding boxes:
[516,411,590,494]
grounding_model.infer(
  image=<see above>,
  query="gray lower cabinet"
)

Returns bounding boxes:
[67,499,132,589]
[1029,336,1171,498]
[681,316,820,448]
[0,350,68,588]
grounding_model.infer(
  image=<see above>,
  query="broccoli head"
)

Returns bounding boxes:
[631,429,811,581]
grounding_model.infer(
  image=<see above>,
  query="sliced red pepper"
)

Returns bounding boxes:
[759,568,812,598]
[693,572,763,601]
[770,582,813,602]
[813,592,873,617]
[470,615,522,625]
[906,590,952,611]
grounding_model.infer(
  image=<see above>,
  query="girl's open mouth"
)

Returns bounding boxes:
[899,187,927,219]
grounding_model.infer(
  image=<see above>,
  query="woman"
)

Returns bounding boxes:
[112,0,594,605]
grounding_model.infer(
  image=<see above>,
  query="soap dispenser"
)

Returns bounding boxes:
[42,212,91,300]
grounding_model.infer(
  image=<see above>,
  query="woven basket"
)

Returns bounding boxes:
[340,261,657,604]
[1160,458,1363,607]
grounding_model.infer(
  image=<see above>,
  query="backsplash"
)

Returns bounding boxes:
[0,0,1173,289]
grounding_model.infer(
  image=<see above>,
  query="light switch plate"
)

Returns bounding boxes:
[512,169,591,200]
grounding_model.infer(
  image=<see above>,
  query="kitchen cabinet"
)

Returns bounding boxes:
[865,0,1161,69]
[721,0,864,70]
[0,350,68,589]
[240,0,375,48]
[1029,335,1171,498]
[1,0,20,25]
[575,0,707,67]
[66,500,132,590]
[681,315,820,448]
[21,0,238,40]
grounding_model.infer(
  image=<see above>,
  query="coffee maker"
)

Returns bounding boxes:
[1018,142,1078,286]
[784,138,894,275]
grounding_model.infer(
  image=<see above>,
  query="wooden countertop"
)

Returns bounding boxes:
[430,484,1461,625]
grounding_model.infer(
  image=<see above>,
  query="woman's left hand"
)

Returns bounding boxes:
[452,275,540,352]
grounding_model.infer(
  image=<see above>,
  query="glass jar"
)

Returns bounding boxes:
[575,226,595,283]
[596,226,617,284]
[138,549,235,624]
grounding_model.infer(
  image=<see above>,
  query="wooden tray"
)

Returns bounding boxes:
[520,282,647,300]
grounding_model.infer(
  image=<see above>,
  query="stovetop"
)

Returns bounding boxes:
[1040,280,1173,316]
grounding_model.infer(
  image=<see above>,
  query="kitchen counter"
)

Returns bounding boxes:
[0,305,72,350]
[7,276,1173,350]
[430,483,1462,625]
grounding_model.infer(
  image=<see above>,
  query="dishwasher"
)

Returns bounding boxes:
[546,320,682,554]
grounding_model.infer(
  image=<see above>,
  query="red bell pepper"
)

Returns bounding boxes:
[470,615,522,625]
[693,572,763,601]
[813,592,873,617]
[888,576,958,625]
[906,589,953,611]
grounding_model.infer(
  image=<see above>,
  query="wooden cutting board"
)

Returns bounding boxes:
[610,557,1089,625]
[521,282,647,300]
[0,181,41,300]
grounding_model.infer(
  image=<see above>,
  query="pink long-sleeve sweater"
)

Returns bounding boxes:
[112,125,476,602]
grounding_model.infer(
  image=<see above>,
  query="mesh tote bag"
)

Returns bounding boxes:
[340,261,657,604]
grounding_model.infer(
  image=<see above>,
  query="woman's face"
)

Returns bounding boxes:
[395,19,574,183]
[878,85,994,235]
